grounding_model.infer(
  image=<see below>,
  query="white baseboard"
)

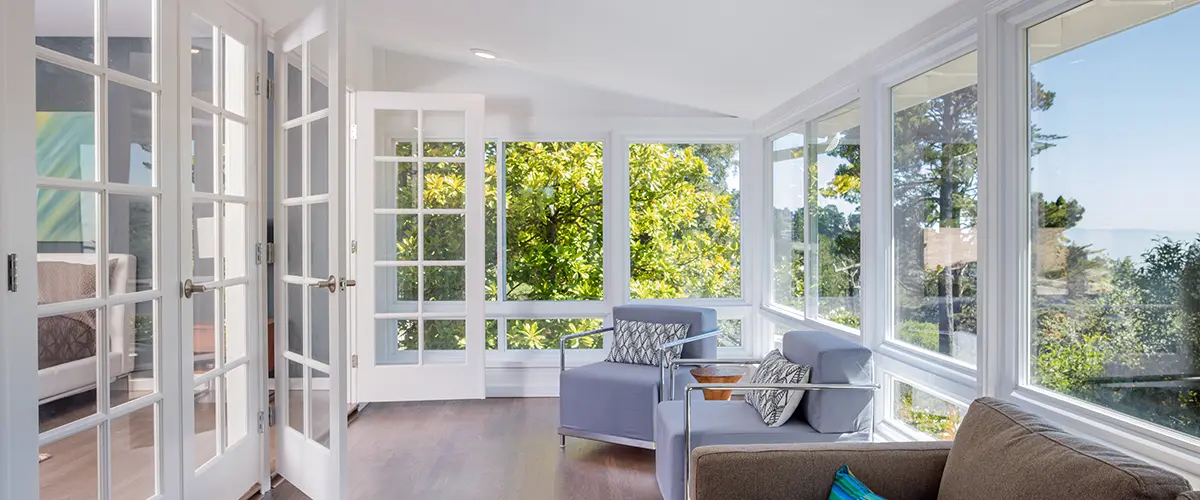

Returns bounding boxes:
[484,366,560,398]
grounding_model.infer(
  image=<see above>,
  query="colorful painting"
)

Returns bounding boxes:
[35,112,96,245]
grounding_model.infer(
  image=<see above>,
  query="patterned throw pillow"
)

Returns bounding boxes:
[829,465,885,500]
[604,319,690,366]
[745,349,812,427]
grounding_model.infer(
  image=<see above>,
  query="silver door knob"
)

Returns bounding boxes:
[311,275,337,294]
[182,279,207,299]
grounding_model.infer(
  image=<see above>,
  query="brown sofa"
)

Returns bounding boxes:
[690,397,1200,500]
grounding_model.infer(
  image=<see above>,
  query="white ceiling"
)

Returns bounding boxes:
[257,0,961,119]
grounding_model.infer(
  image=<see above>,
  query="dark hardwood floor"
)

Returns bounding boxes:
[258,398,662,500]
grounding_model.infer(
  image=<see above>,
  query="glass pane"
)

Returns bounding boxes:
[310,117,329,195]
[718,319,742,348]
[37,189,100,303]
[38,309,100,432]
[191,202,218,281]
[423,161,464,209]
[376,162,417,209]
[310,287,330,365]
[629,143,740,299]
[310,203,329,278]
[892,52,979,364]
[285,284,303,356]
[375,215,417,261]
[286,360,305,433]
[36,61,97,182]
[223,202,248,279]
[503,142,604,300]
[286,126,303,198]
[109,194,155,293]
[425,319,466,352]
[107,0,153,81]
[809,103,862,329]
[485,143,498,300]
[223,285,248,362]
[771,131,806,311]
[377,319,418,365]
[190,16,216,103]
[191,108,217,193]
[507,318,604,350]
[191,290,216,376]
[223,119,247,196]
[375,110,418,156]
[39,426,99,499]
[375,266,418,305]
[36,0,95,62]
[424,214,464,261]
[424,266,464,301]
[223,34,247,115]
[194,381,218,469]
[893,381,966,441]
[111,300,155,408]
[1028,3,1200,440]
[309,368,330,447]
[485,319,498,350]
[110,403,157,499]
[421,110,465,156]
[223,364,250,449]
[285,47,302,121]
[285,205,302,276]
[308,33,329,114]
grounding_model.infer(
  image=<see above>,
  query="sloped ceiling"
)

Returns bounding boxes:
[256,0,961,119]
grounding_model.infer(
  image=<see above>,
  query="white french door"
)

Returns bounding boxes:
[353,92,486,402]
[272,1,349,498]
[181,2,263,498]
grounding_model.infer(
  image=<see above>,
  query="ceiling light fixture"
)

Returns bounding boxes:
[190,48,201,54]
[471,49,497,60]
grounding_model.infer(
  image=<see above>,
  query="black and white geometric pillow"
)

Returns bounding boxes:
[604,319,690,367]
[745,349,812,427]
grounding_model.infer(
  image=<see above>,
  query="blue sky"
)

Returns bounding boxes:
[1032,5,1200,259]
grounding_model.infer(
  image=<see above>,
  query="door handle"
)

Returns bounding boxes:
[311,275,337,294]
[182,279,207,299]
[340,278,356,291]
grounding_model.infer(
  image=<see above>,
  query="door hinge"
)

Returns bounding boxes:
[350,240,358,254]
[350,124,358,140]
[257,410,265,433]
[352,354,358,368]
[265,243,275,265]
[6,254,17,292]
[268,406,276,427]
[255,73,262,96]
[255,242,264,265]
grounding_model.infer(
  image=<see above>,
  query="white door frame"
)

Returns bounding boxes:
[353,92,486,403]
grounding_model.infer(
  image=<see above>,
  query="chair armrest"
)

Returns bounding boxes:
[559,326,613,372]
[691,442,953,500]
[659,328,722,350]
[665,358,761,401]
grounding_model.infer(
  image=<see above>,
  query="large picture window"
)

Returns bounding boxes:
[771,131,806,312]
[1027,3,1200,438]
[808,105,862,329]
[891,52,978,365]
[629,143,741,300]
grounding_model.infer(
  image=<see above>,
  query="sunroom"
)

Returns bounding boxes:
[0,0,1197,498]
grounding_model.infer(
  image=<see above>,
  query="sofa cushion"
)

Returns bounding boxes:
[655,400,869,500]
[781,330,873,433]
[605,319,689,366]
[745,349,811,427]
[939,397,1192,500]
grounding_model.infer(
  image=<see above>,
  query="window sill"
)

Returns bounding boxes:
[875,341,977,388]
[760,306,861,343]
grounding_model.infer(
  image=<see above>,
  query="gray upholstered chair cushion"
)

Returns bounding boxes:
[613,304,717,360]
[939,397,1193,500]
[559,361,696,443]
[781,330,873,433]
[655,400,869,500]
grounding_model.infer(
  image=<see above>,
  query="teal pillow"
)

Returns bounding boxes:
[829,465,885,500]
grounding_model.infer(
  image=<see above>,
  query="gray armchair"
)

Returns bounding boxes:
[654,330,876,500]
[558,305,719,449]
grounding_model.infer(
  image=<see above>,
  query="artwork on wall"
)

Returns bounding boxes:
[35,111,96,249]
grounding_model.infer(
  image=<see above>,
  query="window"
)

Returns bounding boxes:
[892,380,967,441]
[891,52,979,365]
[771,131,806,312]
[504,318,604,350]
[808,105,862,329]
[629,143,741,300]
[1027,3,1200,439]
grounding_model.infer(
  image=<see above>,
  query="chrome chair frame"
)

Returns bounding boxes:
[681,382,878,500]
[557,326,722,448]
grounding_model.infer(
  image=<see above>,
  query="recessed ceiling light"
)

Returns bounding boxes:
[471,49,497,60]
[190,48,201,54]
